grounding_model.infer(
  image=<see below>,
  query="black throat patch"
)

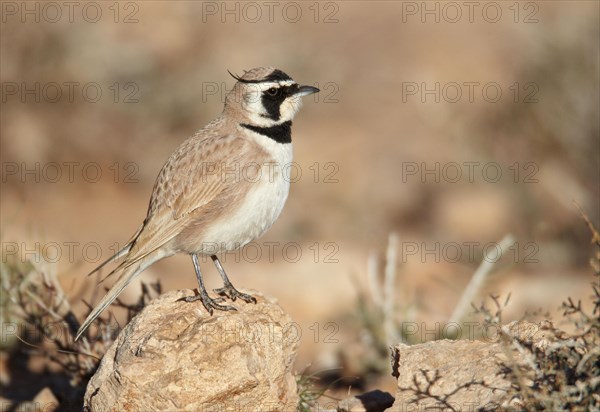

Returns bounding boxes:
[241,121,292,144]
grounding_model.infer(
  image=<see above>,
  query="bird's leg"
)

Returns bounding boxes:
[212,255,257,304]
[185,254,236,314]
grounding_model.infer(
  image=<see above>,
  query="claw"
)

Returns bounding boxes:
[214,285,257,304]
[183,291,237,314]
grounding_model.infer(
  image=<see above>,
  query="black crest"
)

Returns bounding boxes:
[228,69,293,84]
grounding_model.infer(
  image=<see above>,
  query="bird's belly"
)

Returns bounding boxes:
[199,174,290,254]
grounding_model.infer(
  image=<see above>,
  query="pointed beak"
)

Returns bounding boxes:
[295,85,320,97]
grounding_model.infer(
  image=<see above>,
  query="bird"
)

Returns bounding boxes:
[75,67,319,341]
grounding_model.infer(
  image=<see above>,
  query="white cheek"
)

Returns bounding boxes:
[279,97,303,122]
[244,90,263,113]
[243,91,272,126]
[242,87,303,126]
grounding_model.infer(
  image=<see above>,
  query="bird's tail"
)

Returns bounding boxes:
[75,253,158,341]
[86,223,144,280]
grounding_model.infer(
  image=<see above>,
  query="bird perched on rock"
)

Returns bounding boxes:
[75,67,319,340]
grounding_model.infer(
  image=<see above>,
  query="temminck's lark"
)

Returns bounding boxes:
[75,67,319,340]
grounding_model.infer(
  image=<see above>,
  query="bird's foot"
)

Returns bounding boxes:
[214,284,257,304]
[183,290,237,315]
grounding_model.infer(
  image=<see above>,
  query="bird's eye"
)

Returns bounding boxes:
[266,87,279,97]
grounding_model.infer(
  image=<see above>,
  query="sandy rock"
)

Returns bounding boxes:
[84,289,299,411]
[388,320,565,411]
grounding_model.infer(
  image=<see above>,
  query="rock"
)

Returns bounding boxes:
[388,320,566,411]
[84,289,299,411]
[389,340,510,411]
[337,389,395,411]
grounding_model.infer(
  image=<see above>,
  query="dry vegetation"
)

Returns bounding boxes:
[0,251,159,410]
[3,215,598,410]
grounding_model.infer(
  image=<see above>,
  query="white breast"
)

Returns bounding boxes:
[201,133,293,253]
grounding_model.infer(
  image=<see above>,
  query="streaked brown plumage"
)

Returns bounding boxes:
[75,67,318,340]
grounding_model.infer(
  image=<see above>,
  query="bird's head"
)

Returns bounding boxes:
[224,67,319,127]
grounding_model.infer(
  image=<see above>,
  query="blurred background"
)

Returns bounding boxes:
[1,0,599,407]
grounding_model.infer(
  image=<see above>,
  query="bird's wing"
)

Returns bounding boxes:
[116,134,257,271]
